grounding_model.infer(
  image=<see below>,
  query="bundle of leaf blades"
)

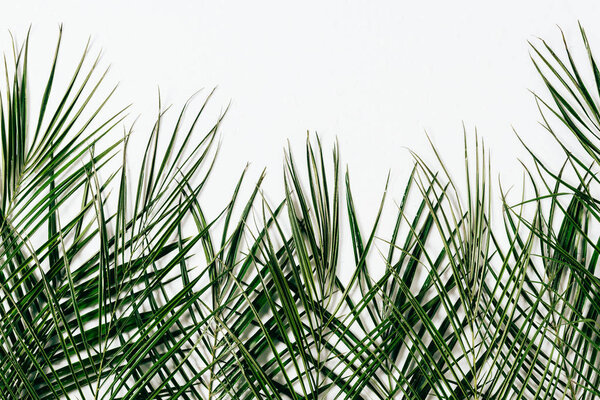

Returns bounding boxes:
[1,24,600,400]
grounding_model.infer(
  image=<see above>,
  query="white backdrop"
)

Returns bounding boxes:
[1,0,600,231]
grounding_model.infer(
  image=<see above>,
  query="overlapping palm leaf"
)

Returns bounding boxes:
[1,24,600,400]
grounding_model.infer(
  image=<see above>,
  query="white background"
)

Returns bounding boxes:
[1,0,600,231]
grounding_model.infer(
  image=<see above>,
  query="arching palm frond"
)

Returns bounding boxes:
[2,24,600,400]
[0,30,266,400]
[514,24,600,399]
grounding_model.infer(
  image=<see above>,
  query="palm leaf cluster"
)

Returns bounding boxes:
[0,25,600,399]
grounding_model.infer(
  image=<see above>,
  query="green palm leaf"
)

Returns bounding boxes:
[1,23,600,400]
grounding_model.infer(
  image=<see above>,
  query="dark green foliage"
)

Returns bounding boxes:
[0,25,599,399]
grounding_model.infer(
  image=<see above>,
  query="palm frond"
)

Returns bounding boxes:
[2,24,600,400]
